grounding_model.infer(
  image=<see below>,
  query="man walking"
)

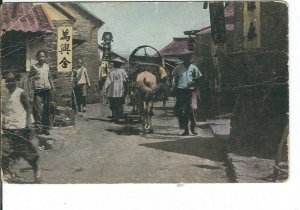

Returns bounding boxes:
[103,61,128,123]
[172,53,202,136]
[1,73,41,182]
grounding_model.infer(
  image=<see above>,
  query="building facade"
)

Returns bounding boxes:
[1,2,104,125]
[228,1,288,157]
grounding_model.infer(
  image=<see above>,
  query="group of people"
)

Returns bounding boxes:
[1,50,202,140]
[1,50,52,181]
[72,51,203,135]
[1,50,55,136]
[96,51,202,136]
[71,58,128,123]
[1,48,202,182]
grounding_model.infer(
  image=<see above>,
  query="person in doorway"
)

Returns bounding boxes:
[172,52,202,136]
[29,50,55,135]
[72,58,91,112]
[1,72,41,182]
[103,61,128,123]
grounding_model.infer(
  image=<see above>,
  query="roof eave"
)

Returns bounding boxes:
[72,3,104,27]
[50,3,77,22]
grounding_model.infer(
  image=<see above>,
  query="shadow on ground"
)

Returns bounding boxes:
[106,126,142,135]
[86,117,112,122]
[140,136,226,162]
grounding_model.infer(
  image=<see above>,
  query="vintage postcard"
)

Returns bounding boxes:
[0,1,289,187]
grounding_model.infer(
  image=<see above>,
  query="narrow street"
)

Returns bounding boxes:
[15,98,229,183]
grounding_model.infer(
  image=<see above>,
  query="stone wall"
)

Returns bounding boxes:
[229,2,288,157]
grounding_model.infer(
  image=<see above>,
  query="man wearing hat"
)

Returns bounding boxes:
[172,52,202,136]
[103,60,128,123]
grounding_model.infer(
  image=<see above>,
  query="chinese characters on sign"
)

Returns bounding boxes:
[243,1,261,49]
[57,26,73,72]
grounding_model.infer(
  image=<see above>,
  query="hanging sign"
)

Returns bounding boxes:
[57,26,72,72]
[243,2,261,49]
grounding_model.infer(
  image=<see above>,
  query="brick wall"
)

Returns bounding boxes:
[43,20,74,107]
[42,9,102,105]
[60,4,102,103]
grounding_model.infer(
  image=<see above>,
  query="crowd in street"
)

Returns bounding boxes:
[1,48,202,182]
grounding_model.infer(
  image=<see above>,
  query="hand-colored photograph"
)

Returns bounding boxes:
[0,1,288,184]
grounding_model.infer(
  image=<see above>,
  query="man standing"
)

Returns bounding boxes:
[172,53,202,136]
[30,50,55,135]
[103,61,128,123]
[98,61,109,103]
[72,58,91,112]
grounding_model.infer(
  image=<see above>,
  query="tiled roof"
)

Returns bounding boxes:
[160,2,235,56]
[160,23,234,57]
[160,37,193,56]
[1,3,54,34]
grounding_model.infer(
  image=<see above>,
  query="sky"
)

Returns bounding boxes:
[81,2,210,56]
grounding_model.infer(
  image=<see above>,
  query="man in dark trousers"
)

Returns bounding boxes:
[172,52,202,136]
[29,50,55,135]
[103,61,128,123]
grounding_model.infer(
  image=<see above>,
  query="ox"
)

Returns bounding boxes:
[132,66,168,134]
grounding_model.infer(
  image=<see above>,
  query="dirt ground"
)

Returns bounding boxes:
[11,98,229,184]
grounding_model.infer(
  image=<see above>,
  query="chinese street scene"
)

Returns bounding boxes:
[0,2,288,184]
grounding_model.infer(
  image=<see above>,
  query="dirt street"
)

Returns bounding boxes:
[14,98,229,183]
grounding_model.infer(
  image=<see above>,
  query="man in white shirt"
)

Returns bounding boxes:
[103,61,128,123]
[1,73,41,182]
[172,53,202,136]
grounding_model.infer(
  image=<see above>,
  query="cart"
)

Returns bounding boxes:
[124,45,164,123]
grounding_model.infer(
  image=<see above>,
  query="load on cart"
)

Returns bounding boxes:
[125,45,169,133]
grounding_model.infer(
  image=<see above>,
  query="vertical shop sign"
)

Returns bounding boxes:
[243,1,261,49]
[57,26,72,72]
